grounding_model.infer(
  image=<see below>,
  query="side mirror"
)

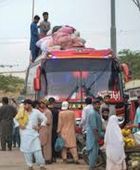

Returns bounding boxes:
[121,63,132,82]
[34,77,41,91]
[33,66,41,91]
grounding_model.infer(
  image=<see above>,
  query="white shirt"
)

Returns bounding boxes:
[101,118,108,131]
[13,118,19,128]
[20,108,47,153]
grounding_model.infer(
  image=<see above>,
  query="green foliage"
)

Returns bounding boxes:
[0,75,24,93]
[119,49,140,79]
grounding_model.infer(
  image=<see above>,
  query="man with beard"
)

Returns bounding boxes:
[0,97,17,151]
[100,94,116,117]
[101,107,109,131]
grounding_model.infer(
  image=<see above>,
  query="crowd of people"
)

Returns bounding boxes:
[0,97,79,170]
[0,95,140,170]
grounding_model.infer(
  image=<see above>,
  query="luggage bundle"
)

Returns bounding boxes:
[36,25,86,52]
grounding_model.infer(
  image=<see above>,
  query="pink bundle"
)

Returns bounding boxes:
[36,25,86,51]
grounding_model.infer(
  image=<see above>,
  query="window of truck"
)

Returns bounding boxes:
[42,58,121,100]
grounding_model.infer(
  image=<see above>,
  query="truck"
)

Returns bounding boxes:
[25,47,125,116]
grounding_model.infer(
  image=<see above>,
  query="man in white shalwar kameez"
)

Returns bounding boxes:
[104,115,126,170]
[19,99,47,170]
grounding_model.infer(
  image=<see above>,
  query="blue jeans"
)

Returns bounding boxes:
[12,127,20,147]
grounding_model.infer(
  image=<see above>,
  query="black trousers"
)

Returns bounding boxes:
[52,132,58,160]
[1,134,12,150]
[1,121,13,151]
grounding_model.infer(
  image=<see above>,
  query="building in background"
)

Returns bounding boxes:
[125,80,140,101]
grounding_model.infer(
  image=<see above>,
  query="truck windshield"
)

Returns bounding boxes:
[44,58,120,100]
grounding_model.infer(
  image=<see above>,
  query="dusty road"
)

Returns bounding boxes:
[0,148,91,170]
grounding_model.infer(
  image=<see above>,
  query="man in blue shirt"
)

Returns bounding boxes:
[80,97,93,131]
[30,15,40,62]
[85,99,103,170]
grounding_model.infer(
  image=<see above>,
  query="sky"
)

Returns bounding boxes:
[0,0,140,71]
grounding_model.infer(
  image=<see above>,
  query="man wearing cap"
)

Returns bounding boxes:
[39,99,52,164]
[19,99,47,170]
[57,101,79,164]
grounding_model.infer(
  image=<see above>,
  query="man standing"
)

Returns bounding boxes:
[85,99,102,170]
[57,101,79,163]
[19,99,47,170]
[30,15,40,62]
[39,12,51,38]
[48,97,59,162]
[39,99,53,164]
[0,97,17,151]
[94,99,104,137]
[80,97,93,130]
[101,107,109,131]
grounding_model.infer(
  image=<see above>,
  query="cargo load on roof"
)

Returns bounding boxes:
[36,25,86,52]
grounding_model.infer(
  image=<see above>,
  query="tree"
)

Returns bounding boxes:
[0,75,24,93]
[132,0,140,11]
[119,49,140,80]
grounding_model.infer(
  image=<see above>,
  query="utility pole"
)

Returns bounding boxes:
[32,0,35,20]
[110,0,117,55]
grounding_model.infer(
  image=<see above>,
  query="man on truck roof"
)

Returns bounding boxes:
[39,12,51,38]
[30,15,40,62]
